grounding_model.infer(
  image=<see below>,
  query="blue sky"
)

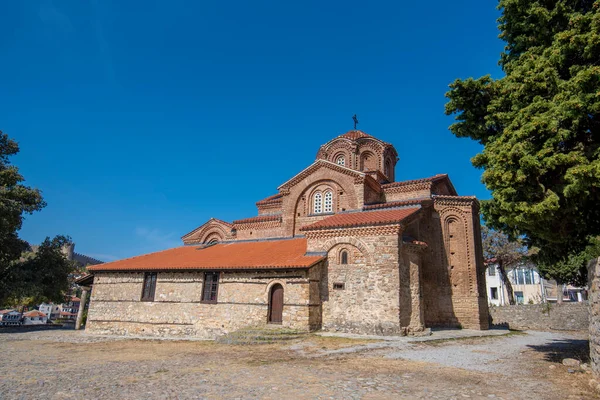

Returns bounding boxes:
[1,1,504,261]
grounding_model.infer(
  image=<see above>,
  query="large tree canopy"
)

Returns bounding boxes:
[0,131,73,306]
[445,1,600,277]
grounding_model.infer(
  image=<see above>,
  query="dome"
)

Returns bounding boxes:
[338,130,373,140]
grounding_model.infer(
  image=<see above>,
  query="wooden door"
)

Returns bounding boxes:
[269,284,284,324]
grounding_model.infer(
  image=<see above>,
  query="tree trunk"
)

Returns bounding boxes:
[556,281,563,304]
[497,260,516,305]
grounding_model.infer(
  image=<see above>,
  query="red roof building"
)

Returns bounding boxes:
[85,129,488,339]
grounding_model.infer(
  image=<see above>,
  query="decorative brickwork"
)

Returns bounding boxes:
[87,129,489,338]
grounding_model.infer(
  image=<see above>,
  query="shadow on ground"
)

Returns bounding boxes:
[526,339,590,363]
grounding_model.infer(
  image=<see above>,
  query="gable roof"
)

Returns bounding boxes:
[24,310,46,318]
[87,238,323,272]
[181,218,233,240]
[233,215,282,225]
[363,198,430,211]
[300,207,421,231]
[278,159,365,191]
[256,193,283,206]
[381,174,457,195]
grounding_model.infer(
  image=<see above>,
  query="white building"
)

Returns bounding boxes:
[38,303,60,320]
[0,309,22,326]
[485,263,587,305]
[23,310,48,325]
[486,264,546,305]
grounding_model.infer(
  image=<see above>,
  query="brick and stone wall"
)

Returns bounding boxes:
[307,232,406,335]
[489,303,589,331]
[87,266,322,339]
[589,257,600,378]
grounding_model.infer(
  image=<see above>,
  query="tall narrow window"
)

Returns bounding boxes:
[141,272,157,301]
[490,287,498,300]
[340,250,348,265]
[324,191,333,213]
[202,272,220,303]
[313,192,322,214]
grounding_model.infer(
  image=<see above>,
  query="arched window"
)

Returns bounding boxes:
[324,191,333,213]
[385,158,392,178]
[341,250,348,265]
[336,155,345,166]
[313,192,322,214]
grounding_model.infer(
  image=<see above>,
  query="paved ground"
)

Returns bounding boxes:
[0,329,596,399]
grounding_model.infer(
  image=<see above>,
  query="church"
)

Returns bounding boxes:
[86,129,489,338]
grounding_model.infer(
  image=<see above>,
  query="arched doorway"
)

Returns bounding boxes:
[268,284,284,324]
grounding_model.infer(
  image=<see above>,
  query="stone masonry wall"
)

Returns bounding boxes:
[589,257,600,378]
[87,267,319,339]
[489,303,589,331]
[423,198,489,330]
[307,231,403,335]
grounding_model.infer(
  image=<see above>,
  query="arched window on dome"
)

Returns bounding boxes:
[324,190,333,213]
[340,250,348,265]
[313,192,322,214]
[385,158,393,179]
[336,155,345,166]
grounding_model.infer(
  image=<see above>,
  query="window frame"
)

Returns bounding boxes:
[490,287,498,300]
[336,155,345,166]
[313,191,323,214]
[201,272,220,304]
[141,272,157,302]
[340,250,348,265]
[324,190,333,213]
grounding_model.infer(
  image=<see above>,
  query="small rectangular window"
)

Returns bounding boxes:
[141,272,157,301]
[488,266,496,276]
[490,287,498,300]
[202,272,220,303]
[333,283,345,290]
[515,291,524,304]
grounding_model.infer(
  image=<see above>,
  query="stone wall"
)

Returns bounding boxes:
[307,232,404,335]
[87,267,321,339]
[588,257,600,378]
[489,303,589,331]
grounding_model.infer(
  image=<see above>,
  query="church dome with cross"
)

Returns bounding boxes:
[316,129,399,183]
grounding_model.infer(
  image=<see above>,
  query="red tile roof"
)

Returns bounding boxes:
[363,198,429,211]
[24,310,47,318]
[87,238,323,272]
[60,311,78,316]
[339,130,372,140]
[381,174,448,189]
[300,207,420,231]
[256,193,283,205]
[233,215,281,224]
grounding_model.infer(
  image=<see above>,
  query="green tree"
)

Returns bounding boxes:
[445,1,600,282]
[0,130,73,306]
[7,236,75,306]
[481,226,528,305]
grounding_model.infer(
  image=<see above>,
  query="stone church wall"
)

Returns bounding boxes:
[307,232,403,335]
[419,200,489,330]
[87,267,321,339]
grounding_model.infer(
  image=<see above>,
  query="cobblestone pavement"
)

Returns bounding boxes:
[0,329,596,399]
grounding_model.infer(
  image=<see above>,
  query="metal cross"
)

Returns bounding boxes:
[352,114,359,129]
